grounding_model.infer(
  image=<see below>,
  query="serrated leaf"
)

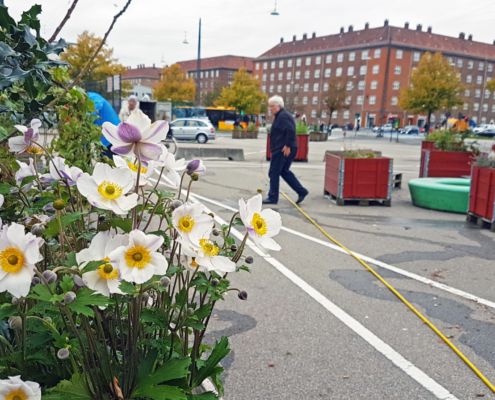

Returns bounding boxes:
[45,212,82,238]
[60,275,74,292]
[44,373,91,399]
[133,385,187,400]
[191,337,229,390]
[140,357,191,387]
[110,217,132,233]
[67,288,109,316]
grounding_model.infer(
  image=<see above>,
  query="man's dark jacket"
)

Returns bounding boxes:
[270,108,297,153]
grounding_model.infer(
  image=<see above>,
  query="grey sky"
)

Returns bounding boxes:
[7,0,495,67]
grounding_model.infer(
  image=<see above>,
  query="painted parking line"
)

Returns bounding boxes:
[189,192,495,310]
[193,197,459,400]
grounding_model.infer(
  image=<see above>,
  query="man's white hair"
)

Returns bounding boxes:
[268,95,284,108]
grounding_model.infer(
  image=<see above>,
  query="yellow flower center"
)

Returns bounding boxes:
[0,247,25,273]
[127,161,148,174]
[97,181,123,200]
[97,258,119,280]
[124,245,151,269]
[5,388,27,400]
[178,215,195,233]
[199,239,219,257]
[251,213,267,236]
[26,145,43,155]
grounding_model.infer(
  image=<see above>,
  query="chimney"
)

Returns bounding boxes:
[468,34,473,41]
[459,32,465,39]
[348,25,353,32]
[280,37,284,43]
[384,19,389,26]
[339,27,344,34]
[364,22,369,30]
[312,32,316,39]
[427,26,432,33]
[404,22,409,29]
[416,24,422,31]
[292,34,296,42]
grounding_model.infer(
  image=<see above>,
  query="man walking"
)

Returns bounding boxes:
[264,96,309,205]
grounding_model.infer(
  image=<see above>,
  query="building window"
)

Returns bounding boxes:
[315,56,321,65]
[479,62,484,71]
[296,57,302,67]
[359,65,367,75]
[374,49,381,58]
[337,53,344,62]
[262,74,267,82]
[356,95,364,105]
[394,65,401,75]
[302,96,308,104]
[468,60,474,69]
[295,71,301,79]
[255,63,260,70]
[345,96,352,105]
[457,59,464,68]
[323,82,329,91]
[200,71,203,78]
[391,96,398,106]
[474,103,480,111]
[372,65,379,74]
[392,81,400,90]
[336,67,343,77]
[347,66,354,76]
[369,95,376,105]
[305,57,312,66]
[488,64,493,73]
[346,81,353,91]
[294,83,299,91]
[303,83,309,92]
[349,52,356,61]
[370,80,378,90]
[485,90,490,99]
[396,49,403,59]
[463,103,469,111]
[321,110,327,118]
[287,59,293,68]
[325,54,332,63]
[464,89,470,97]
[477,75,483,84]
[261,85,266,92]
[304,70,310,79]
[270,73,274,81]
[492,104,495,113]
[332,111,338,119]
[278,72,283,80]
[216,70,219,77]
[286,84,291,92]
[294,97,299,104]
[466,75,472,83]
[270,61,275,69]
[313,83,319,92]
[482,117,487,123]
[413,52,421,62]
[277,84,282,92]
[287,71,292,80]
[361,50,369,60]
[475,89,481,97]
[358,80,365,90]
[263,62,268,69]
[324,68,331,78]
[311,109,317,118]
[269,85,274,92]
[483,103,488,112]
[343,110,350,119]
[314,69,320,78]
[312,96,318,105]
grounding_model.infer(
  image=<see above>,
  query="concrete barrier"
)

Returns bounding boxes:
[176,147,245,161]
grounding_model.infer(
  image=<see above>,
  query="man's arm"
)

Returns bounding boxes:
[282,113,296,156]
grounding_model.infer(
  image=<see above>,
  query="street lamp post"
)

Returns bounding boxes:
[195,18,202,105]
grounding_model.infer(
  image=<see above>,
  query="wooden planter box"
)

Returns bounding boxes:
[232,130,258,139]
[324,151,393,206]
[420,141,473,178]
[468,165,495,230]
[309,131,328,142]
[266,134,309,162]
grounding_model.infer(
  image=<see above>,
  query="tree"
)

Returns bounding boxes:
[60,31,125,82]
[400,52,463,126]
[153,64,195,103]
[321,77,348,126]
[215,69,266,114]
[202,82,223,106]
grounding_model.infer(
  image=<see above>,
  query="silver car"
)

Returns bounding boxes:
[170,118,215,144]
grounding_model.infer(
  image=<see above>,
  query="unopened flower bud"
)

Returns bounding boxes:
[230,244,237,252]
[98,215,106,222]
[8,316,22,330]
[73,275,85,288]
[63,291,76,304]
[186,159,206,175]
[257,188,263,194]
[98,221,111,232]
[11,297,19,305]
[32,276,41,285]
[190,173,199,181]
[245,256,254,264]
[211,278,219,287]
[159,276,171,287]
[42,270,57,284]
[170,199,183,210]
[212,228,220,236]
[57,348,70,360]
[31,224,45,236]
[53,199,66,210]
[238,290,248,301]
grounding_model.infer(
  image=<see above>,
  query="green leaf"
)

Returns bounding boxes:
[140,358,191,387]
[110,217,132,233]
[64,252,77,267]
[68,288,109,316]
[81,260,105,273]
[0,303,17,320]
[60,275,74,292]
[119,281,136,294]
[133,385,186,400]
[44,373,91,400]
[0,182,12,195]
[191,337,230,390]
[187,393,218,400]
[45,212,82,238]
[29,283,55,302]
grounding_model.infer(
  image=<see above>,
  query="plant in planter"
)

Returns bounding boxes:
[467,146,495,230]
[0,113,283,398]
[232,122,258,139]
[324,149,392,206]
[420,130,478,178]
[266,121,309,162]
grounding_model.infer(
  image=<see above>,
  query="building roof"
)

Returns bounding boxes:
[258,24,495,61]
[176,55,254,72]
[122,65,161,80]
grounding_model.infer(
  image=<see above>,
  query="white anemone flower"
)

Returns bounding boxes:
[148,145,186,189]
[0,376,41,400]
[76,231,128,296]
[109,230,167,284]
[15,159,37,188]
[0,194,4,209]
[102,112,168,162]
[8,119,43,155]
[180,236,236,274]
[76,163,138,215]
[42,156,83,186]
[172,203,214,245]
[239,194,282,251]
[113,155,157,186]
[0,223,43,298]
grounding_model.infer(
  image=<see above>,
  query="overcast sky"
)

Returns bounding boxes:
[7,0,495,67]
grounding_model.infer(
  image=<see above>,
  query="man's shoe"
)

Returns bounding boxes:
[262,198,278,205]
[296,191,309,205]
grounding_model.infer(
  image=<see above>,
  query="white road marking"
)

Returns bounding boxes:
[190,192,495,310]
[193,198,459,400]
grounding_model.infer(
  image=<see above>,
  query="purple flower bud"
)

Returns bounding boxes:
[8,316,22,330]
[117,122,142,143]
[32,276,41,285]
[245,256,254,264]
[238,290,248,301]
[63,291,76,304]
[186,159,206,175]
[73,275,85,288]
[159,276,171,287]
[57,348,70,360]
[42,270,57,284]
[170,199,183,210]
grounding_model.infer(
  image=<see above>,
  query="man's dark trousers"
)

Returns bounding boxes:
[268,147,307,203]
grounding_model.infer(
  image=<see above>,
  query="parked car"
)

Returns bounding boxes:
[476,127,495,137]
[399,125,420,135]
[474,124,495,135]
[373,123,394,134]
[169,118,215,143]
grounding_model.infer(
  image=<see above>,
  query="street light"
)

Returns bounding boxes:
[182,31,189,45]
[270,0,279,15]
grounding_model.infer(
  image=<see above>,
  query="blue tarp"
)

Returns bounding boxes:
[88,92,120,147]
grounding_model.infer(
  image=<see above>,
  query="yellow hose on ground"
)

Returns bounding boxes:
[280,191,495,393]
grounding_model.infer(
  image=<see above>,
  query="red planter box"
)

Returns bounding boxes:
[324,151,393,205]
[266,134,309,162]
[420,141,473,178]
[469,165,495,223]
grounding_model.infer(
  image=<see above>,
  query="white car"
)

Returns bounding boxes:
[169,118,216,144]
[473,124,495,134]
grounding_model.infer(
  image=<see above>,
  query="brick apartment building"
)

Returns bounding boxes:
[122,64,161,99]
[177,55,253,103]
[255,21,495,127]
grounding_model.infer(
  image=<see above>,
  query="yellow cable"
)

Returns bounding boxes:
[280,191,495,393]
